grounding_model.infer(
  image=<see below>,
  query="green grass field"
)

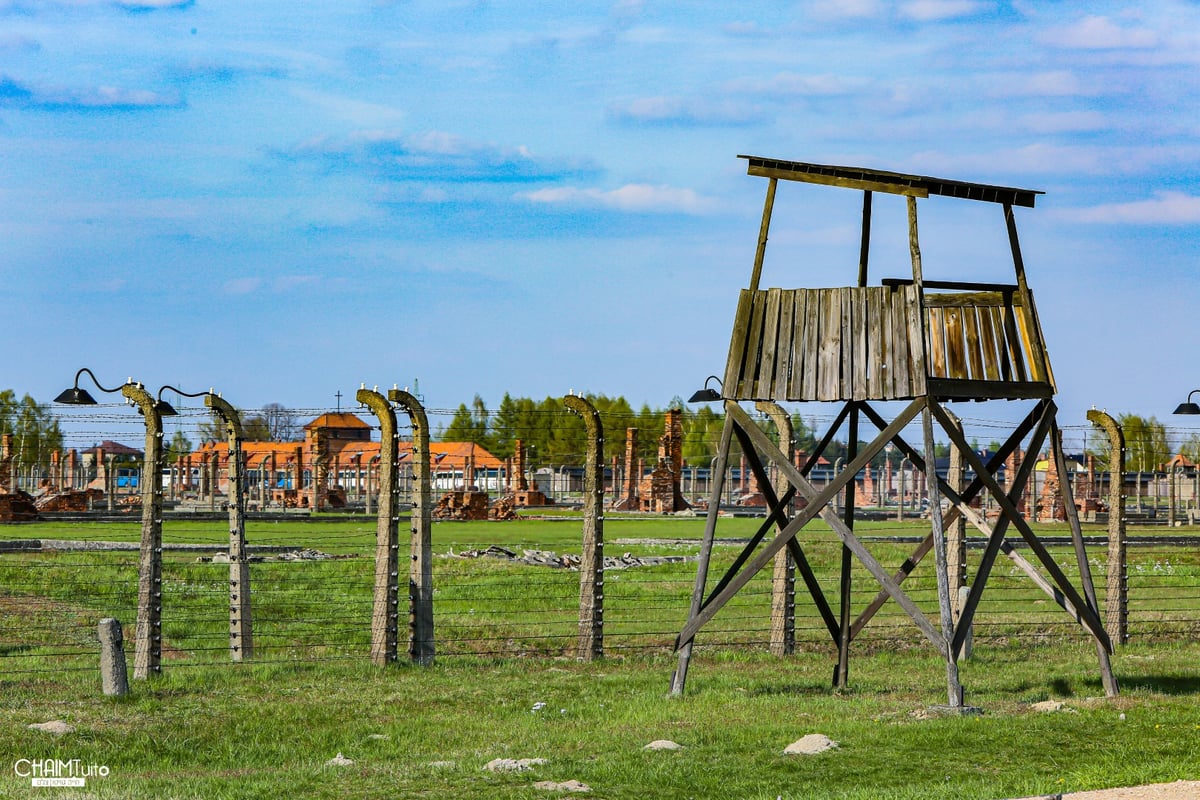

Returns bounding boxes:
[1,514,1198,798]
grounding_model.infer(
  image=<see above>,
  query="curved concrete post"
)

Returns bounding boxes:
[564,393,604,661]
[389,388,435,666]
[358,388,400,666]
[1088,409,1127,646]
[756,400,795,657]
[122,382,163,680]
[207,394,252,661]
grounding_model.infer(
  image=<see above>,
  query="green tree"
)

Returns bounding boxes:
[165,430,193,461]
[242,414,272,442]
[1119,413,1170,472]
[0,391,64,474]
[441,396,490,446]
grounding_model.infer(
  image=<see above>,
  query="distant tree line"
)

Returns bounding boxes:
[436,393,891,469]
[0,390,63,468]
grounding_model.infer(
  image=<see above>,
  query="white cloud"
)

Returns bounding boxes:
[910,144,1183,178]
[990,70,1088,98]
[900,0,989,22]
[808,0,883,21]
[1059,192,1200,225]
[519,184,718,215]
[608,95,763,125]
[722,20,769,37]
[721,72,863,97]
[290,89,405,128]
[1019,110,1107,134]
[1042,15,1158,49]
[273,275,321,291]
[224,277,261,295]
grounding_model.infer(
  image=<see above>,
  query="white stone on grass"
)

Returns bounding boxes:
[325,753,354,767]
[534,779,592,793]
[784,734,838,755]
[485,757,547,773]
[643,739,683,751]
[28,721,73,735]
[1030,700,1075,714]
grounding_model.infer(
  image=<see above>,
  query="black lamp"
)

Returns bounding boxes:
[156,384,216,418]
[54,368,124,405]
[1174,390,1200,416]
[688,375,723,403]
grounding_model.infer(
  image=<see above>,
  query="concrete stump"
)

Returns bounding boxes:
[98,618,129,696]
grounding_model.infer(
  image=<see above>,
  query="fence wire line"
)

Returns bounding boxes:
[2,534,1197,680]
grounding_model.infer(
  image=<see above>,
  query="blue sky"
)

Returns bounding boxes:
[3,1,1199,446]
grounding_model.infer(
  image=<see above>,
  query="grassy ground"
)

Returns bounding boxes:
[1,514,1198,798]
[2,645,1198,799]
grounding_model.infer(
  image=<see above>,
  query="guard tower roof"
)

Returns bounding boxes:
[739,155,1043,208]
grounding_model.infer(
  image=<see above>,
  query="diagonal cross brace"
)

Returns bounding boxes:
[676,400,947,652]
[729,426,841,643]
[929,402,1111,651]
[849,400,1043,639]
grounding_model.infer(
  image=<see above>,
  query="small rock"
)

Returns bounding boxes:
[643,739,683,751]
[784,734,838,755]
[1030,700,1065,713]
[326,753,354,767]
[28,720,73,736]
[534,779,592,793]
[485,757,547,772]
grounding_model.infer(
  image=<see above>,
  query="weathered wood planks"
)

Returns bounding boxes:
[722,284,1050,402]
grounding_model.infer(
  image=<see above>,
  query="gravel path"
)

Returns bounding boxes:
[1016,781,1200,799]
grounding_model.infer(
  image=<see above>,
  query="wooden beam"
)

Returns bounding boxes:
[728,402,949,651]
[930,402,1110,647]
[748,178,777,293]
[747,164,930,198]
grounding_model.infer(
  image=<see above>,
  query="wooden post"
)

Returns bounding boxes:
[122,383,163,680]
[207,394,252,662]
[1051,418,1119,697]
[836,405,857,690]
[924,401,963,707]
[748,177,777,293]
[756,401,795,657]
[944,410,967,605]
[98,618,129,696]
[358,388,399,666]
[671,410,736,696]
[565,394,604,661]
[1088,409,1128,646]
[390,388,435,665]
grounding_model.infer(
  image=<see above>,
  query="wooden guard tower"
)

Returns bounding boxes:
[670,156,1118,705]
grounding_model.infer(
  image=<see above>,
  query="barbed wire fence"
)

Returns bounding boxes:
[2,403,1199,687]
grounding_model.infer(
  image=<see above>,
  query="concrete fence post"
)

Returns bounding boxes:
[122,382,163,680]
[564,393,604,661]
[1088,409,1128,645]
[956,585,973,660]
[756,401,795,657]
[390,388,435,666]
[206,394,252,661]
[98,618,129,697]
[358,387,400,666]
